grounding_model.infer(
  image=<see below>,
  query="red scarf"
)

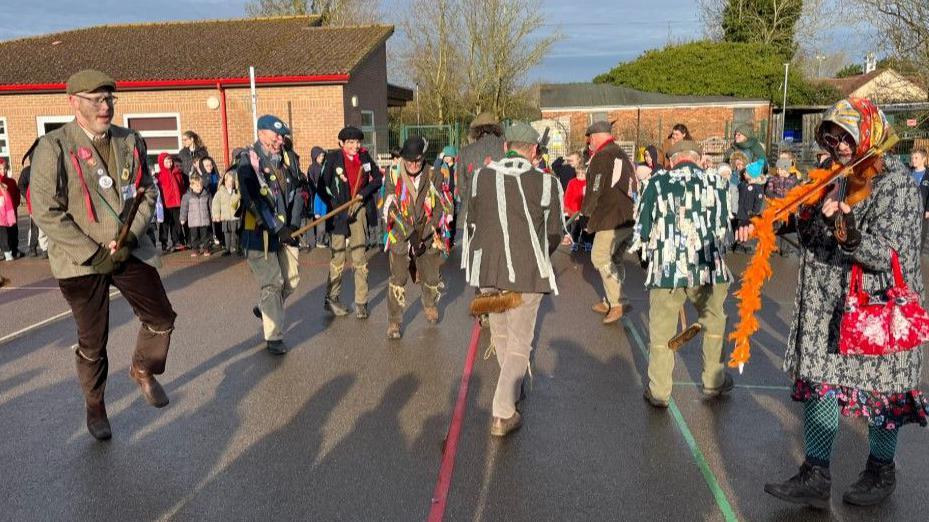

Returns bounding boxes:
[343,151,362,196]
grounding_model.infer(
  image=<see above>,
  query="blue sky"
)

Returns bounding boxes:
[0,0,863,83]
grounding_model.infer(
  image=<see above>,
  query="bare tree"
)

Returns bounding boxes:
[397,0,465,123]
[856,0,929,96]
[461,0,559,119]
[245,0,381,25]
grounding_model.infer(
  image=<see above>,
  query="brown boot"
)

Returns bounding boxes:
[86,402,112,441]
[603,305,624,324]
[129,364,169,408]
[387,322,402,340]
[591,300,609,314]
[424,306,439,324]
[490,411,522,437]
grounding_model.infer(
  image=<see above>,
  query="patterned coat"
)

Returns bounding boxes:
[632,161,732,289]
[784,157,924,393]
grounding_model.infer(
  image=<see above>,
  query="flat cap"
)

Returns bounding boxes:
[667,139,702,157]
[257,114,290,136]
[338,126,365,141]
[470,111,498,128]
[399,136,428,161]
[585,120,612,136]
[66,69,116,95]
[504,122,540,144]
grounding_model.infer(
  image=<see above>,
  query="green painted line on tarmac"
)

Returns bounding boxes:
[623,317,739,522]
[674,381,790,391]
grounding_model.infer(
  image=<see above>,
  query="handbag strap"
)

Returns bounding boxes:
[849,263,864,298]
[890,250,906,288]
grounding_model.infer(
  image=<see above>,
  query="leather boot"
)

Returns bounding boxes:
[355,303,369,320]
[324,298,350,317]
[387,322,402,340]
[424,306,439,324]
[603,305,624,324]
[129,364,169,408]
[842,458,896,506]
[764,462,832,510]
[86,402,112,441]
[490,411,522,437]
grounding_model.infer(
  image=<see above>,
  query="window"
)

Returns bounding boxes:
[36,115,74,136]
[123,113,181,167]
[0,118,8,166]
[360,110,377,152]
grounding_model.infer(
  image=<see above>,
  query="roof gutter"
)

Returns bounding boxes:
[0,74,351,94]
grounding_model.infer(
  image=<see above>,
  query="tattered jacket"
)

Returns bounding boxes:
[631,162,732,289]
[380,163,454,256]
[464,154,565,294]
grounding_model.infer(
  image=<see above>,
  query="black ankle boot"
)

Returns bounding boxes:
[842,458,896,506]
[764,462,831,510]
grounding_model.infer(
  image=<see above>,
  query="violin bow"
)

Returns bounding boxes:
[728,133,899,372]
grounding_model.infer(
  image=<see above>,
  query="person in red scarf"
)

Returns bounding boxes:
[157,152,186,252]
[580,121,636,324]
[318,126,382,318]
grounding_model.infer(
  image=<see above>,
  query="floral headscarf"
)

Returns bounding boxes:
[816,97,895,157]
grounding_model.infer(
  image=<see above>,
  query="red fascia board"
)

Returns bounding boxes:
[0,74,350,93]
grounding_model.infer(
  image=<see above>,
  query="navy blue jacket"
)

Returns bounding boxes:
[237,143,306,252]
[318,148,381,236]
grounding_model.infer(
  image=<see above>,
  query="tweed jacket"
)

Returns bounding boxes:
[464,154,565,294]
[784,157,924,392]
[30,120,159,279]
[457,134,506,222]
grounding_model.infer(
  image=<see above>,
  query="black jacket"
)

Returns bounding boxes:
[736,180,766,226]
[319,148,382,236]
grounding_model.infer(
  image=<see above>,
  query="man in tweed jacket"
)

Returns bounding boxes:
[30,70,176,441]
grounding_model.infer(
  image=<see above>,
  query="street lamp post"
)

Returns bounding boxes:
[781,63,790,143]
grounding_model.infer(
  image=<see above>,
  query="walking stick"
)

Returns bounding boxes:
[668,306,702,352]
[289,195,361,239]
[114,188,147,250]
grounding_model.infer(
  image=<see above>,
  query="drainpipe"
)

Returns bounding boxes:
[218,82,230,168]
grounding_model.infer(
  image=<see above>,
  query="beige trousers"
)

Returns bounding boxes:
[246,245,300,341]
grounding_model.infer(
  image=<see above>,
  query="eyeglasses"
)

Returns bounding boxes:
[74,93,117,106]
[820,132,853,149]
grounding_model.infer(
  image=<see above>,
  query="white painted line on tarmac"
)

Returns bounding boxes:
[0,290,121,347]
[0,286,62,290]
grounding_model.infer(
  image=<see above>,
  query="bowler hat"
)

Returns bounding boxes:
[399,136,428,161]
[338,126,365,141]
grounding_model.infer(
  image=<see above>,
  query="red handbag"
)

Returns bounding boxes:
[839,251,929,356]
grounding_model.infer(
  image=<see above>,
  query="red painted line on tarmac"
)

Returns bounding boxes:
[428,319,482,522]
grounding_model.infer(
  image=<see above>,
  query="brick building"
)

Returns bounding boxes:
[539,83,771,160]
[0,16,413,175]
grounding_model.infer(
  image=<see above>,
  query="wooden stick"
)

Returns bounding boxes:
[290,195,361,238]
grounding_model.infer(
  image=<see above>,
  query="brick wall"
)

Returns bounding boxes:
[0,44,393,178]
[342,43,388,154]
[543,104,771,154]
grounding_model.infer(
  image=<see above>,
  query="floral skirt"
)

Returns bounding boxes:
[792,379,929,430]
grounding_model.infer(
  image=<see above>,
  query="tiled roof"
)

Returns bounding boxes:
[0,16,393,88]
[819,70,884,97]
[540,83,768,109]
